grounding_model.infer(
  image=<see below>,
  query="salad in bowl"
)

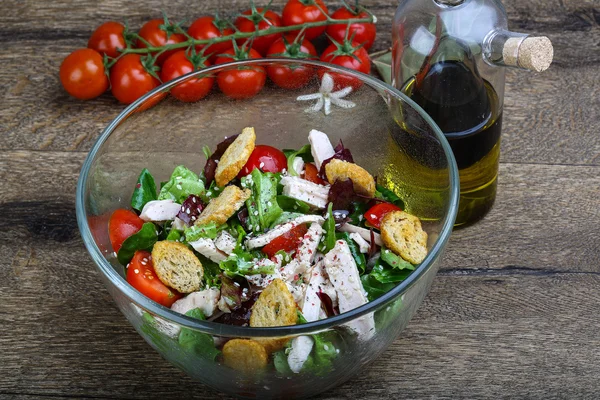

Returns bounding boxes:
[109,126,429,374]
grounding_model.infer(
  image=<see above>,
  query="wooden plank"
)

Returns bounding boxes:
[1,151,598,270]
[1,269,599,398]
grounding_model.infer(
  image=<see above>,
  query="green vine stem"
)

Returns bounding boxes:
[117,13,376,57]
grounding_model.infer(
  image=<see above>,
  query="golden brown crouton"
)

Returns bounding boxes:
[222,339,268,374]
[380,210,428,264]
[250,279,297,353]
[195,185,250,226]
[215,127,256,187]
[325,159,376,197]
[151,241,204,293]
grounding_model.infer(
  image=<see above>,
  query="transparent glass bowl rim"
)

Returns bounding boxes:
[76,58,459,337]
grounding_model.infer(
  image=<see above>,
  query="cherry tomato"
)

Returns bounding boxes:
[126,250,182,307]
[188,16,235,62]
[88,21,127,58]
[238,145,288,177]
[326,7,377,51]
[235,8,283,56]
[161,50,213,102]
[108,209,144,253]
[282,0,329,40]
[262,223,309,258]
[364,203,403,229]
[215,48,266,99]
[59,49,109,100]
[319,41,371,90]
[110,54,160,104]
[302,162,326,185]
[266,37,317,89]
[137,19,186,66]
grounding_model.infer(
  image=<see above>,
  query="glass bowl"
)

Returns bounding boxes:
[76,59,459,399]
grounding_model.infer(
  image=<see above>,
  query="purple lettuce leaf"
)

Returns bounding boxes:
[176,194,205,226]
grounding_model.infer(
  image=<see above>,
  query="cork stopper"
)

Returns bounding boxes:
[502,36,553,72]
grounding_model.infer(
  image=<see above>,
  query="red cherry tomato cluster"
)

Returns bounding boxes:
[59,1,376,104]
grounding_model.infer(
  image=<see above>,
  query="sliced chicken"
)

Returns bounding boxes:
[139,199,181,222]
[189,238,228,263]
[308,129,335,170]
[214,230,237,255]
[280,176,329,209]
[245,215,325,249]
[288,336,314,373]
[339,223,383,246]
[245,258,282,289]
[280,222,324,281]
[349,232,370,253]
[323,240,375,340]
[171,287,220,318]
[171,216,187,231]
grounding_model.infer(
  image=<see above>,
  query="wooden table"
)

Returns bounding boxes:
[1,0,598,398]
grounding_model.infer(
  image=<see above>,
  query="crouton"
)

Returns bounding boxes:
[250,279,298,353]
[324,159,376,197]
[215,127,256,187]
[195,185,250,226]
[222,339,268,374]
[151,241,204,293]
[380,211,428,264]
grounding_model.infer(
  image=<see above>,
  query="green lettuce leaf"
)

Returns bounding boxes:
[276,195,312,214]
[283,144,314,177]
[360,274,396,301]
[219,248,275,278]
[270,211,303,228]
[348,200,369,227]
[166,228,183,242]
[131,168,157,211]
[274,348,294,375]
[374,184,405,209]
[117,222,158,265]
[140,312,176,354]
[184,222,220,242]
[242,169,283,232]
[319,203,336,253]
[158,165,205,203]
[297,312,338,375]
[178,308,220,361]
[336,232,367,274]
[380,247,415,271]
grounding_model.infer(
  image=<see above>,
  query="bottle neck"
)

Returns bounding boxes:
[483,30,553,72]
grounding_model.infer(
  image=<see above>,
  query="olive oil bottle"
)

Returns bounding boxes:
[392,0,553,226]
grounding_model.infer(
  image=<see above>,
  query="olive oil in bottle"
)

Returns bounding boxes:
[401,59,502,226]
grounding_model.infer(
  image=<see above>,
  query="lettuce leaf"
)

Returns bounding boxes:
[178,308,220,361]
[380,248,415,271]
[117,222,158,265]
[184,222,220,242]
[360,274,396,301]
[374,184,405,209]
[158,165,205,203]
[131,168,157,211]
[283,144,313,177]
[297,312,338,375]
[319,203,336,253]
[220,248,275,278]
[242,169,283,233]
[277,195,312,214]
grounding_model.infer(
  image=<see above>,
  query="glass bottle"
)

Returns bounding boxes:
[392,0,552,227]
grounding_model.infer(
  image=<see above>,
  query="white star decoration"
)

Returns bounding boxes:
[296,73,356,116]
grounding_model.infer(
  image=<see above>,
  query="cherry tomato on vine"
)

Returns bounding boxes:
[364,203,403,229]
[302,162,326,185]
[326,7,377,51]
[126,250,182,307]
[110,54,160,104]
[262,223,308,258]
[266,37,317,89]
[238,145,288,177]
[188,16,235,62]
[215,47,266,99]
[282,0,329,40]
[137,19,186,66]
[235,8,283,56]
[88,21,127,58]
[59,48,109,100]
[319,40,371,90]
[108,209,144,253]
[161,50,214,102]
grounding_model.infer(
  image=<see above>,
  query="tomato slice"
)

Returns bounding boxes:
[238,145,288,177]
[126,250,182,307]
[262,223,308,258]
[108,209,144,253]
[302,162,326,185]
[364,203,403,229]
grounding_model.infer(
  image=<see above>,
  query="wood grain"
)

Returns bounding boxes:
[0,0,599,399]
